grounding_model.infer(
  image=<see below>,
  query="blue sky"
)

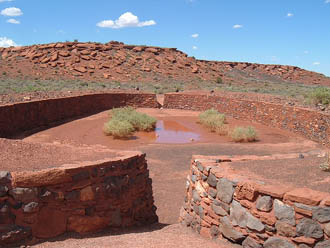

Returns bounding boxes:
[0,0,329,76]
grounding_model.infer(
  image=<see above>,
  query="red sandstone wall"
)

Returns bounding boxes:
[0,92,159,138]
[163,93,330,147]
[0,153,157,246]
[180,156,330,247]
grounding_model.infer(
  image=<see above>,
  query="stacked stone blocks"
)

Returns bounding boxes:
[0,153,158,246]
[180,156,330,248]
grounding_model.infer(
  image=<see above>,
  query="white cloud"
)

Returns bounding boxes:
[233,24,243,29]
[191,33,199,38]
[97,12,156,29]
[304,50,309,54]
[325,0,330,3]
[287,13,294,17]
[0,37,17,47]
[313,62,320,65]
[1,7,22,16]
[192,46,198,50]
[6,18,19,24]
[0,0,14,2]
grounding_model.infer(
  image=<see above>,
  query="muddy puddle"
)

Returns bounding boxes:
[153,120,200,144]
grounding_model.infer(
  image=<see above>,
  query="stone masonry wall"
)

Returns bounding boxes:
[0,153,157,246]
[180,156,330,248]
[163,93,330,147]
[0,92,159,138]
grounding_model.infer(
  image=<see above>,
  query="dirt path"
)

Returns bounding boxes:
[32,224,240,248]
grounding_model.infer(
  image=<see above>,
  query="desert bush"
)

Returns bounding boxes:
[216,77,223,84]
[320,151,330,172]
[230,126,258,142]
[307,87,330,105]
[104,107,157,138]
[103,119,134,138]
[199,109,227,135]
[199,108,227,135]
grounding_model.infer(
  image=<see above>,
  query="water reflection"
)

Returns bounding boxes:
[154,120,200,144]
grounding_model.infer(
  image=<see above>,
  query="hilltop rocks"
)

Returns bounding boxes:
[0,41,329,86]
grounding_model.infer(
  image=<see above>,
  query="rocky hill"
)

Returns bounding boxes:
[0,41,329,87]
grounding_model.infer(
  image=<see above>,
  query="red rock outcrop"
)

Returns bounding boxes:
[0,41,329,86]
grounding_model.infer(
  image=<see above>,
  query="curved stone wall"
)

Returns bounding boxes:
[0,152,157,246]
[180,156,330,248]
[0,92,159,138]
[163,93,330,147]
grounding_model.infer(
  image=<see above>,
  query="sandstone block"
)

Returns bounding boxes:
[312,207,330,223]
[33,208,66,238]
[315,240,330,248]
[0,171,11,184]
[284,188,324,206]
[68,215,110,234]
[80,186,94,202]
[242,237,262,248]
[9,188,38,203]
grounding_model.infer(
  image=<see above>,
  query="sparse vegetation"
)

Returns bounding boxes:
[230,126,258,142]
[307,87,330,106]
[198,108,227,135]
[103,107,157,138]
[320,151,330,172]
[216,76,223,84]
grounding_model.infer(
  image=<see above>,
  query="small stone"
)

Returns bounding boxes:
[219,216,246,243]
[214,199,230,212]
[80,186,94,202]
[196,161,204,172]
[242,237,262,248]
[324,222,330,236]
[265,225,276,232]
[312,207,330,223]
[216,178,235,204]
[23,202,39,213]
[0,171,11,184]
[0,185,8,197]
[208,187,217,198]
[264,237,295,248]
[207,173,217,187]
[192,190,201,203]
[256,196,273,212]
[109,209,122,227]
[296,218,323,239]
[299,154,304,159]
[191,174,197,183]
[229,200,248,228]
[275,221,296,237]
[211,203,227,216]
[246,212,265,232]
[9,188,38,203]
[210,225,219,239]
[315,240,330,248]
[274,199,295,226]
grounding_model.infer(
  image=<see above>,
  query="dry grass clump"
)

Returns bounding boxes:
[103,107,157,138]
[307,87,330,106]
[320,151,330,172]
[230,126,258,142]
[198,108,228,135]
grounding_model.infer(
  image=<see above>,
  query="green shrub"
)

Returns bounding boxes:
[230,126,258,142]
[104,107,157,138]
[103,119,134,138]
[320,151,330,172]
[307,87,330,105]
[199,108,227,135]
[216,77,223,84]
